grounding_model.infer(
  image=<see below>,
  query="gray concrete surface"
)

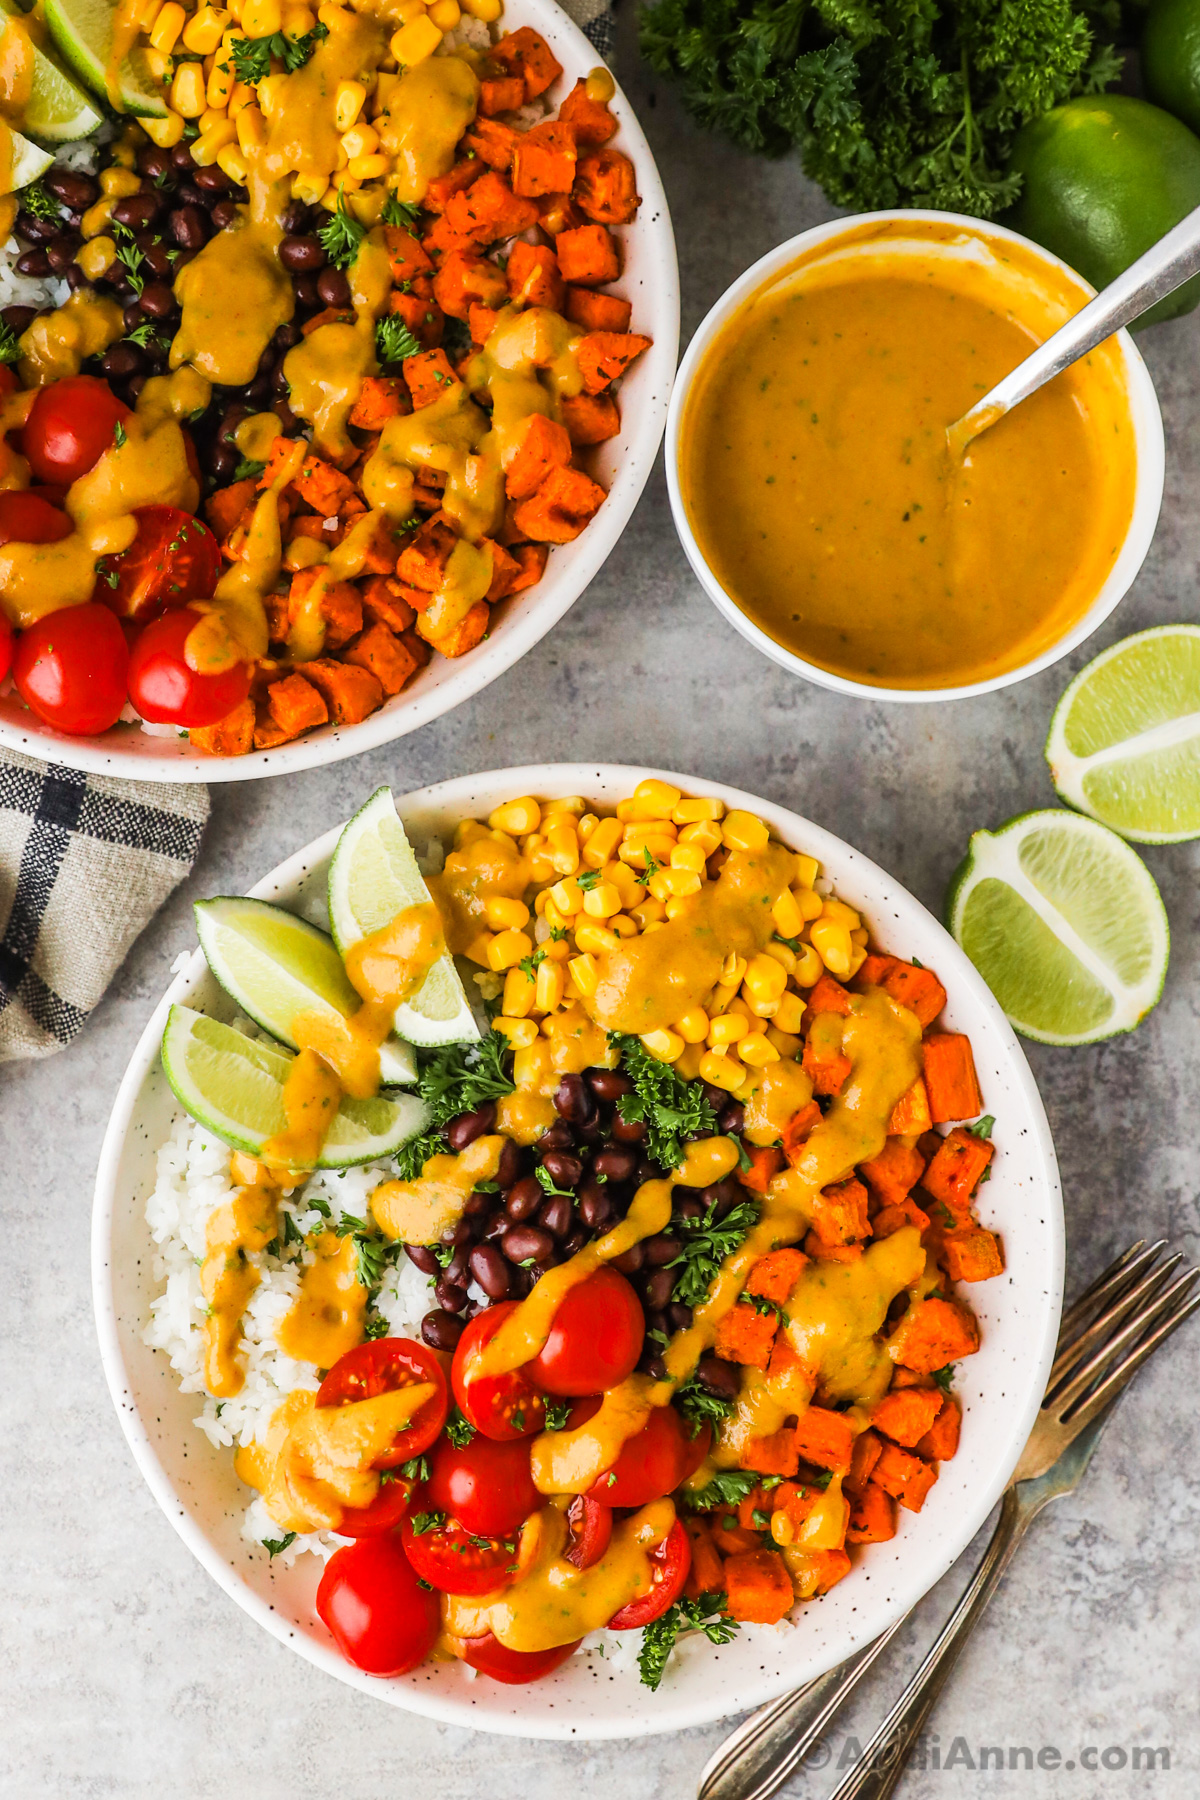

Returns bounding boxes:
[4,8,1200,1795]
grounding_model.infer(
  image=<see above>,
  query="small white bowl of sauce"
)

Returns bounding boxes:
[667,212,1165,703]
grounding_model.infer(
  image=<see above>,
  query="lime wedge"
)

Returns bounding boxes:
[0,2,103,143]
[43,0,167,117]
[946,809,1169,1046]
[2,125,52,194]
[193,896,417,1087]
[327,786,480,1048]
[160,1004,430,1167]
[1046,625,1200,844]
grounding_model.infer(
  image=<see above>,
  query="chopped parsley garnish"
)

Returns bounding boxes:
[681,1468,760,1512]
[744,1291,784,1323]
[0,320,22,365]
[668,1195,760,1310]
[408,1510,446,1535]
[112,421,127,448]
[317,187,367,270]
[576,868,602,891]
[675,1369,737,1434]
[376,314,421,365]
[543,1399,572,1431]
[111,223,146,296]
[20,181,60,223]
[382,195,422,230]
[445,1404,475,1448]
[733,1136,753,1174]
[519,947,547,981]
[967,1114,995,1140]
[262,1532,297,1558]
[932,1363,956,1394]
[641,847,662,881]
[638,1594,739,1690]
[229,20,327,84]
[399,1455,430,1481]
[609,1032,717,1169]
[548,925,568,943]
[534,1163,574,1199]
[391,1033,514,1180]
[125,321,168,351]
[233,457,265,481]
[362,1311,390,1339]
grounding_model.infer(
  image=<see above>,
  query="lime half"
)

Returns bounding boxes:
[327,786,480,1048]
[194,896,417,1086]
[43,0,167,117]
[1047,625,1200,844]
[0,2,103,144]
[947,810,1169,1045]
[161,1005,429,1166]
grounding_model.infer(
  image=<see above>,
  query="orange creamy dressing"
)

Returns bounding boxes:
[680,217,1138,690]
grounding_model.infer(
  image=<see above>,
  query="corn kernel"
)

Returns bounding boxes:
[291,170,328,205]
[282,1,315,30]
[763,939,796,975]
[340,121,380,160]
[793,943,823,987]
[707,979,738,1015]
[535,959,565,1012]
[216,142,249,182]
[99,165,140,197]
[616,798,637,822]
[254,71,286,117]
[494,1016,539,1048]
[795,853,820,889]
[699,1048,746,1093]
[577,812,600,843]
[721,952,747,985]
[75,235,117,280]
[669,842,706,875]
[641,1027,684,1063]
[574,920,618,956]
[511,1043,544,1087]
[540,899,567,934]
[149,1,185,49]
[462,931,493,966]
[772,888,805,940]
[674,1007,709,1044]
[235,104,266,151]
[678,819,722,856]
[198,105,226,132]
[502,965,535,1016]
[190,117,237,164]
[544,935,570,962]
[794,886,823,923]
[334,76,367,130]
[454,814,488,849]
[630,897,666,929]
[80,195,113,237]
[673,795,724,824]
[182,3,229,51]
[641,920,667,935]
[722,809,770,852]
[810,918,853,978]
[709,1013,749,1046]
[619,836,675,870]
[582,816,622,868]
[745,953,788,1007]
[675,1040,705,1082]
[739,1033,780,1068]
[773,991,805,1034]
[648,867,701,904]
[140,109,186,147]
[544,821,580,876]
[822,897,861,931]
[851,927,869,949]
[170,60,206,116]
[350,150,389,182]
[623,818,676,844]
[428,0,460,25]
[605,860,643,906]
[390,13,442,64]
[766,1026,802,1059]
[462,0,500,18]
[582,881,620,920]
[484,895,529,932]
[486,928,533,972]
[549,876,583,916]
[847,943,868,980]
[568,952,598,997]
[630,777,682,819]
[241,0,282,32]
[137,0,165,28]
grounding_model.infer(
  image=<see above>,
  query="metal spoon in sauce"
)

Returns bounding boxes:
[946,202,1200,460]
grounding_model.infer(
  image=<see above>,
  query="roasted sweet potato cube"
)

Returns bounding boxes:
[349,375,408,431]
[433,251,508,322]
[344,621,421,696]
[734,1482,777,1532]
[846,1481,897,1543]
[287,569,362,650]
[290,451,356,515]
[402,348,460,410]
[299,658,384,725]
[844,1427,883,1498]
[889,1076,932,1136]
[578,330,652,394]
[560,391,620,446]
[794,1548,852,1596]
[872,1443,938,1513]
[508,542,548,592]
[484,537,521,601]
[792,1405,855,1476]
[682,1517,726,1599]
[556,222,620,286]
[742,1430,800,1479]
[382,224,433,281]
[419,597,490,658]
[888,1296,980,1373]
[768,1480,822,1538]
[387,289,444,350]
[872,1198,930,1238]
[872,1386,944,1449]
[189,696,254,756]
[444,170,539,245]
[205,475,257,540]
[804,974,853,1023]
[922,1033,985,1124]
[724,1549,794,1624]
[940,1227,1005,1283]
[424,159,483,213]
[479,73,525,115]
[921,1127,994,1216]
[859,1137,927,1206]
[536,191,585,236]
[803,1235,864,1266]
[574,147,640,223]
[565,285,630,331]
[396,513,459,591]
[505,412,572,501]
[464,117,519,170]
[511,121,577,198]
[916,1395,962,1461]
[883,961,947,1028]
[506,240,564,310]
[361,574,416,634]
[811,1177,870,1248]
[266,672,328,738]
[745,1247,808,1307]
[558,76,618,145]
[468,303,501,346]
[489,25,562,99]
[781,1100,822,1165]
[803,1033,851,1099]
[510,462,605,543]
[713,1301,778,1369]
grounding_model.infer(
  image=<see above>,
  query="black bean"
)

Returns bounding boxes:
[102,343,144,380]
[719,1102,746,1135]
[699,1081,728,1114]
[64,263,87,292]
[434,1276,468,1313]
[554,1072,593,1124]
[446,1101,496,1151]
[169,204,208,250]
[674,1195,704,1223]
[403,1242,440,1275]
[317,265,351,308]
[273,320,302,351]
[645,1267,675,1310]
[44,235,80,274]
[576,1113,605,1145]
[171,143,198,171]
[111,192,162,231]
[279,233,327,273]
[1,304,36,336]
[136,147,172,182]
[17,213,59,242]
[280,200,311,235]
[496,1137,523,1190]
[577,1180,612,1231]
[700,1178,738,1220]
[537,1119,574,1152]
[587,1067,632,1101]
[210,199,239,232]
[208,441,237,483]
[144,338,170,371]
[592,1145,638,1183]
[143,243,174,279]
[123,299,144,334]
[193,164,230,193]
[642,1233,677,1268]
[14,247,50,277]
[667,1301,693,1332]
[172,246,200,275]
[539,1194,573,1239]
[127,375,147,401]
[246,374,272,404]
[138,281,175,319]
[272,397,299,433]
[174,181,206,208]
[469,1243,511,1299]
[271,362,291,396]
[642,1353,667,1381]
[451,1217,479,1249]
[696,1354,741,1400]
[46,168,98,210]
[562,1227,589,1256]
[483,1211,510,1242]
[541,1149,582,1189]
[422,1308,465,1351]
[644,1308,668,1341]
[612,1113,647,1144]
[216,403,247,445]
[611,1243,644,1275]
[292,272,322,310]
[636,1158,659,1185]
[463,1188,492,1219]
[502,1224,554,1265]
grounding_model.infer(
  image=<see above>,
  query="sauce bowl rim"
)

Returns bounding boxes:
[665,208,1166,705]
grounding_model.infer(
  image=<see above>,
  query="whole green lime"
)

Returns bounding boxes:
[1144,0,1200,136]
[1008,94,1200,327]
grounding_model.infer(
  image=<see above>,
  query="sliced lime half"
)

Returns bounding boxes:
[160,1004,429,1167]
[946,809,1169,1046]
[1047,625,1200,844]
[327,786,480,1048]
[0,1,103,143]
[194,895,417,1086]
[43,0,167,117]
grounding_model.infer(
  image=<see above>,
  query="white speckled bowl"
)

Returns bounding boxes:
[0,4,678,782]
[93,764,1063,1737]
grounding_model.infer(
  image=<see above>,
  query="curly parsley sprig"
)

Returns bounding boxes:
[608,1032,718,1169]
[638,1594,740,1690]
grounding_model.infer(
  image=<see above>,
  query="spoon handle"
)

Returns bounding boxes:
[953,201,1200,447]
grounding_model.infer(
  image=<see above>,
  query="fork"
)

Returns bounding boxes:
[698,1241,1200,1800]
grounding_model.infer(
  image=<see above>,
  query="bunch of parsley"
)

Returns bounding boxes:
[609,1031,717,1168]
[391,1032,515,1180]
[639,0,1122,218]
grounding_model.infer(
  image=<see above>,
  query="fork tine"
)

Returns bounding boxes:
[1049,1250,1180,1388]
[1050,1266,1199,1414]
[1058,1241,1159,1343]
[1062,1289,1200,1435]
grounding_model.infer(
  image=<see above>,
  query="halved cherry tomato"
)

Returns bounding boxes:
[401,1511,520,1596]
[586,1408,711,1510]
[459,1633,580,1684]
[127,605,250,728]
[22,375,130,485]
[526,1268,644,1397]
[0,490,71,548]
[0,612,11,685]
[564,1494,613,1570]
[13,602,129,735]
[335,1472,414,1539]
[452,1301,547,1441]
[317,1337,447,1469]
[97,505,220,621]
[316,1535,439,1676]
[608,1519,692,1630]
[426,1432,540,1540]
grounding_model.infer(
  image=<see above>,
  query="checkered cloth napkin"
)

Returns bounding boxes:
[0,749,208,1063]
[562,0,614,58]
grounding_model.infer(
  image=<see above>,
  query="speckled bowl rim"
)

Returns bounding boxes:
[93,763,1064,1737]
[0,2,680,783]
[665,209,1165,705]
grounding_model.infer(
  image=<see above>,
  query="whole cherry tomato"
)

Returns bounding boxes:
[526,1268,644,1396]
[127,606,250,729]
[459,1634,580,1685]
[608,1519,692,1629]
[22,375,131,485]
[426,1432,540,1540]
[316,1337,448,1469]
[13,602,129,736]
[0,489,72,548]
[316,1535,439,1677]
[401,1511,521,1597]
[586,1408,711,1510]
[97,505,220,621]
[452,1301,548,1441]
